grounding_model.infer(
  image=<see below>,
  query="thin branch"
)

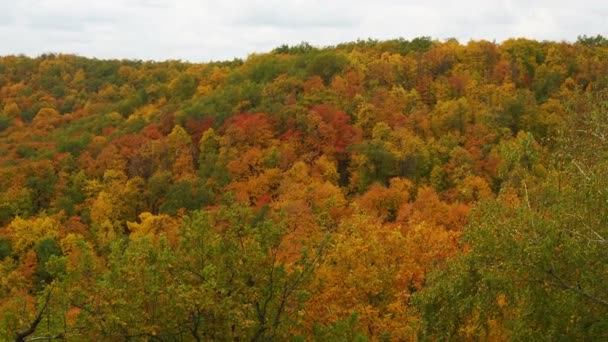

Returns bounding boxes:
[572,160,591,181]
[189,307,201,342]
[547,268,608,307]
[523,180,531,209]
[24,334,64,341]
[272,233,330,330]
[69,301,108,332]
[14,288,53,342]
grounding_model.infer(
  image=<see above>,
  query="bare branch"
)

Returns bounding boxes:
[523,180,531,209]
[14,288,53,342]
[547,268,608,307]
[572,160,590,181]
[24,334,64,341]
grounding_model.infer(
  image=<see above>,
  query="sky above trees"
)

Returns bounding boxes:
[0,0,606,61]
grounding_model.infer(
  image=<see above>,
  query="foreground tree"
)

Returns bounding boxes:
[414,93,608,340]
[17,202,324,340]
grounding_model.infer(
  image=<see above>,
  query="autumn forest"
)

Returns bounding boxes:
[0,36,607,340]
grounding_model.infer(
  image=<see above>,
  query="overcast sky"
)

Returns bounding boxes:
[0,0,605,62]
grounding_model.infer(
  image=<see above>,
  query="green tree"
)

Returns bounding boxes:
[307,52,348,84]
[34,237,62,285]
[0,114,11,132]
[175,204,321,340]
[414,95,608,341]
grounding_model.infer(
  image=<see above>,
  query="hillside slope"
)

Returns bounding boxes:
[0,37,607,340]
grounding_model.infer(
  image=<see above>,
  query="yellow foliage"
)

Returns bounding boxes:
[33,107,62,129]
[310,181,348,220]
[132,104,159,121]
[313,155,339,184]
[105,111,123,124]
[306,214,416,339]
[6,215,60,255]
[497,294,507,308]
[172,151,196,181]
[167,124,191,150]
[355,177,412,222]
[3,102,20,117]
[127,212,175,239]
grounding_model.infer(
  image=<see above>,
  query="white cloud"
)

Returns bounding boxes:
[0,0,605,61]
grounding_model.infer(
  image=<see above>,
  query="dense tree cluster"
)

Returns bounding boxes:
[0,37,607,340]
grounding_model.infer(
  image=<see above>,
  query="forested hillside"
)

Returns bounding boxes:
[0,37,607,340]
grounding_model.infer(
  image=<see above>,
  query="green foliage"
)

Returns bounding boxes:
[37,204,317,340]
[56,133,92,156]
[15,145,38,159]
[175,205,296,340]
[306,51,348,84]
[0,238,11,260]
[121,115,147,133]
[0,188,33,224]
[247,54,288,83]
[19,103,42,123]
[34,237,62,285]
[0,114,11,132]
[181,79,262,124]
[414,95,608,340]
[353,141,396,192]
[25,168,57,211]
[170,73,197,100]
[430,165,447,192]
[273,41,316,55]
[0,39,607,341]
[576,34,608,47]
[335,37,434,55]
[158,179,212,215]
[415,176,608,339]
[310,314,368,342]
[54,171,87,216]
[113,94,144,117]
[198,129,231,188]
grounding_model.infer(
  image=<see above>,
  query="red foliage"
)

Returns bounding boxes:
[309,104,361,153]
[112,134,150,160]
[64,215,89,237]
[223,113,274,147]
[159,113,176,135]
[142,124,164,140]
[102,126,115,136]
[255,193,271,209]
[185,117,214,144]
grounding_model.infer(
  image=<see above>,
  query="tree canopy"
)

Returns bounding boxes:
[0,37,607,340]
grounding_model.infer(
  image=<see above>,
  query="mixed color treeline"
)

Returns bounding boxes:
[0,36,607,340]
